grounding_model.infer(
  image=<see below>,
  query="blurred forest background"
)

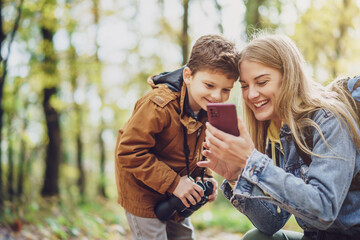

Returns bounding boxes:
[0,0,359,239]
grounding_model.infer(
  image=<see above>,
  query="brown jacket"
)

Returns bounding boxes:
[115,70,212,218]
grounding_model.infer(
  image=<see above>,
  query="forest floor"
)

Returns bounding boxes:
[0,223,243,240]
[0,193,251,240]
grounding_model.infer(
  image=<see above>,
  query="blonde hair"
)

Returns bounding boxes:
[239,34,360,155]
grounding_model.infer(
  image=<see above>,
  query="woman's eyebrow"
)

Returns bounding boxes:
[254,73,270,80]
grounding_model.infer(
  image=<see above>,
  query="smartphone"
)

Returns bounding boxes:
[207,103,240,136]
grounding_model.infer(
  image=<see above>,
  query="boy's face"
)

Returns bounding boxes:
[183,67,235,112]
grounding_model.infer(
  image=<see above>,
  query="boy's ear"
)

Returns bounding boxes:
[183,67,192,85]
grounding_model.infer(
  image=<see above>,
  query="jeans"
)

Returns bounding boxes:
[242,228,309,240]
[125,210,195,240]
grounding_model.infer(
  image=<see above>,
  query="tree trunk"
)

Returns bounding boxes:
[69,42,86,198]
[40,23,61,197]
[98,130,106,198]
[331,0,349,78]
[0,0,4,205]
[41,87,61,196]
[243,0,266,39]
[92,0,107,198]
[0,0,24,204]
[7,135,14,200]
[6,83,19,200]
[17,118,27,197]
[76,133,85,196]
[181,0,190,65]
[214,0,224,34]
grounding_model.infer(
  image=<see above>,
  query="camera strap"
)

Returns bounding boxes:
[183,126,205,181]
[183,126,191,178]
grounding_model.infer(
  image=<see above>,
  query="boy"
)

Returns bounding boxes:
[115,34,240,240]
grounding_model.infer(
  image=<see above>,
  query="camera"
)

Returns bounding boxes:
[154,180,213,221]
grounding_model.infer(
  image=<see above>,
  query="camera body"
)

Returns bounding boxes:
[154,180,213,221]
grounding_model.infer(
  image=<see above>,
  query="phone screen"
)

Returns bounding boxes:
[207,103,239,136]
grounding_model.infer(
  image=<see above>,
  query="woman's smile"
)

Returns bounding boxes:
[253,99,270,109]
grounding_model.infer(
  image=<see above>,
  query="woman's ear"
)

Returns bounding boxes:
[183,67,192,85]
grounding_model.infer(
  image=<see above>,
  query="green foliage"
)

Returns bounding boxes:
[0,190,303,239]
[0,196,129,239]
[193,201,253,233]
[293,0,360,82]
[243,0,283,38]
[0,170,301,238]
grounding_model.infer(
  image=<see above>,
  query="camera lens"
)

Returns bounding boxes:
[204,181,214,196]
[154,180,214,221]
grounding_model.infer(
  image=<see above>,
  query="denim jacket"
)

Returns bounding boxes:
[221,109,360,236]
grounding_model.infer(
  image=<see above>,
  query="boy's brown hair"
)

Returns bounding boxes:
[186,34,240,80]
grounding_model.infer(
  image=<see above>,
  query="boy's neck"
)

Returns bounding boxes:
[184,91,202,120]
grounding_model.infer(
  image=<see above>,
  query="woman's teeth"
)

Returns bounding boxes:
[254,100,268,108]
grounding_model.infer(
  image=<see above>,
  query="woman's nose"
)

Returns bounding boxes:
[247,86,259,100]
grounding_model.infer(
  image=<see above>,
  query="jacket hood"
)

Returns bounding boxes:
[147,66,206,121]
[148,67,185,92]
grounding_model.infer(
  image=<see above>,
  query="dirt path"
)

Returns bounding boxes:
[195,228,243,240]
[0,224,243,240]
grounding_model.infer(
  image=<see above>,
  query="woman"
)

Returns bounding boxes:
[198,34,360,240]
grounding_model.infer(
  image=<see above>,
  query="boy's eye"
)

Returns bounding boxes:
[205,83,213,88]
[222,89,231,93]
[241,85,248,89]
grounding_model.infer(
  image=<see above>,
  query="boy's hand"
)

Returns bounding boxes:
[196,177,218,202]
[173,175,204,208]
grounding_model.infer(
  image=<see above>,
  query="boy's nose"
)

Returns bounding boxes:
[210,90,222,102]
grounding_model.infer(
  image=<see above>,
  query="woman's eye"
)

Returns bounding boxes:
[205,83,213,88]
[241,85,249,89]
[258,81,268,86]
[222,89,231,93]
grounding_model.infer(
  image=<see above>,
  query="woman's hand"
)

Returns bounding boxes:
[198,117,255,179]
[198,142,242,180]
